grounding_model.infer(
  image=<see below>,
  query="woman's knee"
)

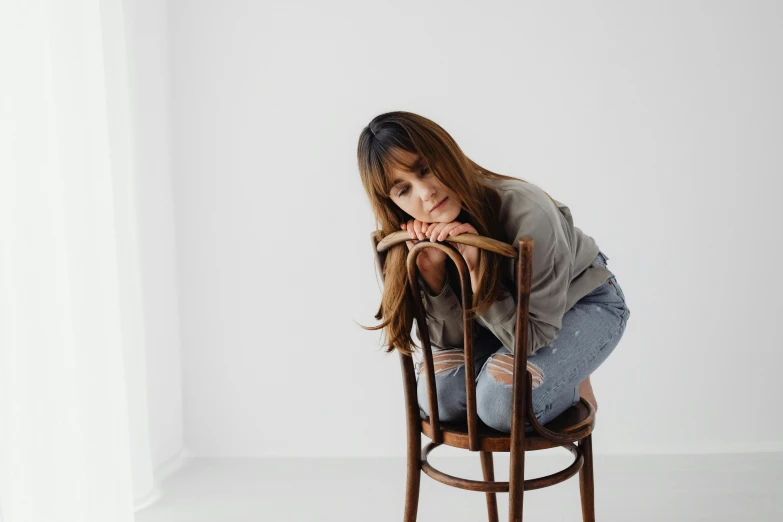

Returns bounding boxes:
[476,353,548,432]
[475,354,515,431]
[416,349,468,423]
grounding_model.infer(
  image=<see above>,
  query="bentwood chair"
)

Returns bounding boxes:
[371,230,599,522]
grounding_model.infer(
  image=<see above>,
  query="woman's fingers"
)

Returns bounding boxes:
[429,220,467,241]
[447,223,465,235]
[427,222,447,241]
[435,222,460,240]
[424,222,438,240]
[407,219,432,240]
[400,220,478,272]
[417,220,477,242]
[449,222,477,236]
[401,219,435,241]
[402,219,475,242]
[405,219,417,239]
[418,220,432,239]
[412,220,424,240]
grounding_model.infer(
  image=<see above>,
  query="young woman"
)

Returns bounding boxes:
[358,111,631,433]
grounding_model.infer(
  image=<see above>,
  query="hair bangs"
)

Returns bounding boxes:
[371,141,428,198]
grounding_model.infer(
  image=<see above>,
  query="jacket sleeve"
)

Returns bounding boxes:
[416,270,465,350]
[474,205,570,356]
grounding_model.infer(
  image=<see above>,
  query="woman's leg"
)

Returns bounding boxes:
[416,326,503,423]
[475,252,631,433]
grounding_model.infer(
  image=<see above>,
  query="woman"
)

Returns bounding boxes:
[358,111,630,433]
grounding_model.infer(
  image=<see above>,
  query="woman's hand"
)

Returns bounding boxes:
[424,220,480,273]
[401,219,447,274]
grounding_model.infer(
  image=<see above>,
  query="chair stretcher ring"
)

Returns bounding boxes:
[420,441,584,492]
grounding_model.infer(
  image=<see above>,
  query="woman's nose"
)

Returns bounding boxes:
[419,184,438,201]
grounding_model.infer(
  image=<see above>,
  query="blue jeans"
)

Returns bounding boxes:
[416,251,630,433]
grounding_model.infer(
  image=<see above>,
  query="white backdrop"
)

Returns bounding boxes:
[126,0,183,473]
[1,0,167,518]
[166,0,783,458]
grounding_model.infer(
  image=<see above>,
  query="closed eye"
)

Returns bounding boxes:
[396,168,430,197]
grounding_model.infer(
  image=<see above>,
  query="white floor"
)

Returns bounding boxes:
[135,452,783,521]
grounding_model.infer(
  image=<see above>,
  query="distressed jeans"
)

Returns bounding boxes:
[416,251,630,433]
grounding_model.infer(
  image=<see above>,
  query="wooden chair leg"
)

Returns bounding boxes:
[508,438,525,521]
[480,451,499,522]
[578,433,595,522]
[403,427,422,521]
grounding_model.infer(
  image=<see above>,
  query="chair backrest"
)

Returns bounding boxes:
[370,230,534,451]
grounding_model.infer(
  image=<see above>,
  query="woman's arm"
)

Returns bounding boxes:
[473,204,570,356]
[416,270,465,350]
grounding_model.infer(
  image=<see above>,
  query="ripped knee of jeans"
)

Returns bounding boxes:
[486,353,544,389]
[430,349,465,376]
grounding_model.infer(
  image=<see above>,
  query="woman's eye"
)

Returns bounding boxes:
[396,168,429,197]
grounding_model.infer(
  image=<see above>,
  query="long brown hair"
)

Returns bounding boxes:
[357,111,558,357]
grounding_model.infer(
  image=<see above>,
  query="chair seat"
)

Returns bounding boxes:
[419,398,596,452]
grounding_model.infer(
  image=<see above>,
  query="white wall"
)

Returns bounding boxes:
[125,0,184,469]
[168,0,783,457]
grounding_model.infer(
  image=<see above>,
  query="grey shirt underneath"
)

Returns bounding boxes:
[417,177,613,357]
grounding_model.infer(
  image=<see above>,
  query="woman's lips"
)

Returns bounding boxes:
[432,197,448,212]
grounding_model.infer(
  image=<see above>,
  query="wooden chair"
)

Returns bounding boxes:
[371,230,598,522]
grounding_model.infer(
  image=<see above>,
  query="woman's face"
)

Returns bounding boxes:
[387,150,462,224]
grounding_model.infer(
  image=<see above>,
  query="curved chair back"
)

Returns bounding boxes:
[370,230,534,452]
